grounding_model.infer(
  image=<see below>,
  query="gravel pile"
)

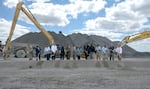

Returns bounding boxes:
[12,31,150,57]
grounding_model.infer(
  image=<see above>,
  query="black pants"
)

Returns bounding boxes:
[110,53,114,61]
[77,55,80,60]
[52,55,55,60]
[46,53,50,60]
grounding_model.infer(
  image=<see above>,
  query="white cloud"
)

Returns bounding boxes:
[27,0,51,3]
[0,18,30,44]
[81,0,149,32]
[3,0,106,26]
[27,2,69,26]
[100,1,148,31]
[114,0,121,3]
[68,0,106,14]
[130,0,150,17]
[18,0,106,26]
[79,0,150,34]
[3,0,51,8]
[3,0,21,8]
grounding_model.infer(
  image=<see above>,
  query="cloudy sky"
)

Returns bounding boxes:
[0,0,150,52]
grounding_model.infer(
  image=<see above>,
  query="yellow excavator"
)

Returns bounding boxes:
[120,30,150,47]
[3,2,54,59]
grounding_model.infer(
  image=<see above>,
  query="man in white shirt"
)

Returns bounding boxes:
[44,46,51,60]
[95,45,102,60]
[115,44,122,61]
[51,44,57,60]
[102,45,108,60]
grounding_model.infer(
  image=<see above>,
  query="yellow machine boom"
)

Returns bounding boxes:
[120,30,150,47]
[3,2,54,59]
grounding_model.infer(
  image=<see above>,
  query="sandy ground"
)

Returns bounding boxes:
[0,57,150,89]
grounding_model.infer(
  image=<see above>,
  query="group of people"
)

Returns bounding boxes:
[27,45,42,61]
[82,43,122,61]
[95,44,123,61]
[44,44,58,60]
[27,44,58,61]
[27,43,122,61]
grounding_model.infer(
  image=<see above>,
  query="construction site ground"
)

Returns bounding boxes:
[0,57,150,89]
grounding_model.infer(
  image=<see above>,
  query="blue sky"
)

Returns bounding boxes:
[0,0,150,52]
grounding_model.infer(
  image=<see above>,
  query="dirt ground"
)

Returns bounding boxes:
[0,58,150,89]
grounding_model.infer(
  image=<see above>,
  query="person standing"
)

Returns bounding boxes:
[102,45,108,60]
[60,46,65,60]
[0,41,3,56]
[72,46,76,60]
[83,48,88,60]
[65,45,71,60]
[95,44,103,61]
[35,45,41,61]
[115,44,122,61]
[76,46,82,60]
[51,44,57,60]
[27,44,34,61]
[44,46,51,61]
[0,41,2,52]
[89,44,95,59]
[109,44,115,61]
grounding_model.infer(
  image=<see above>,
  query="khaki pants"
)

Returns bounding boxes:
[117,53,122,61]
[28,52,33,60]
[96,51,103,60]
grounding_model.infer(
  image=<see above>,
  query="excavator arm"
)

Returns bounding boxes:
[120,30,150,47]
[3,2,54,59]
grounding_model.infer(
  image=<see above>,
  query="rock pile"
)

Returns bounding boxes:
[12,31,150,57]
